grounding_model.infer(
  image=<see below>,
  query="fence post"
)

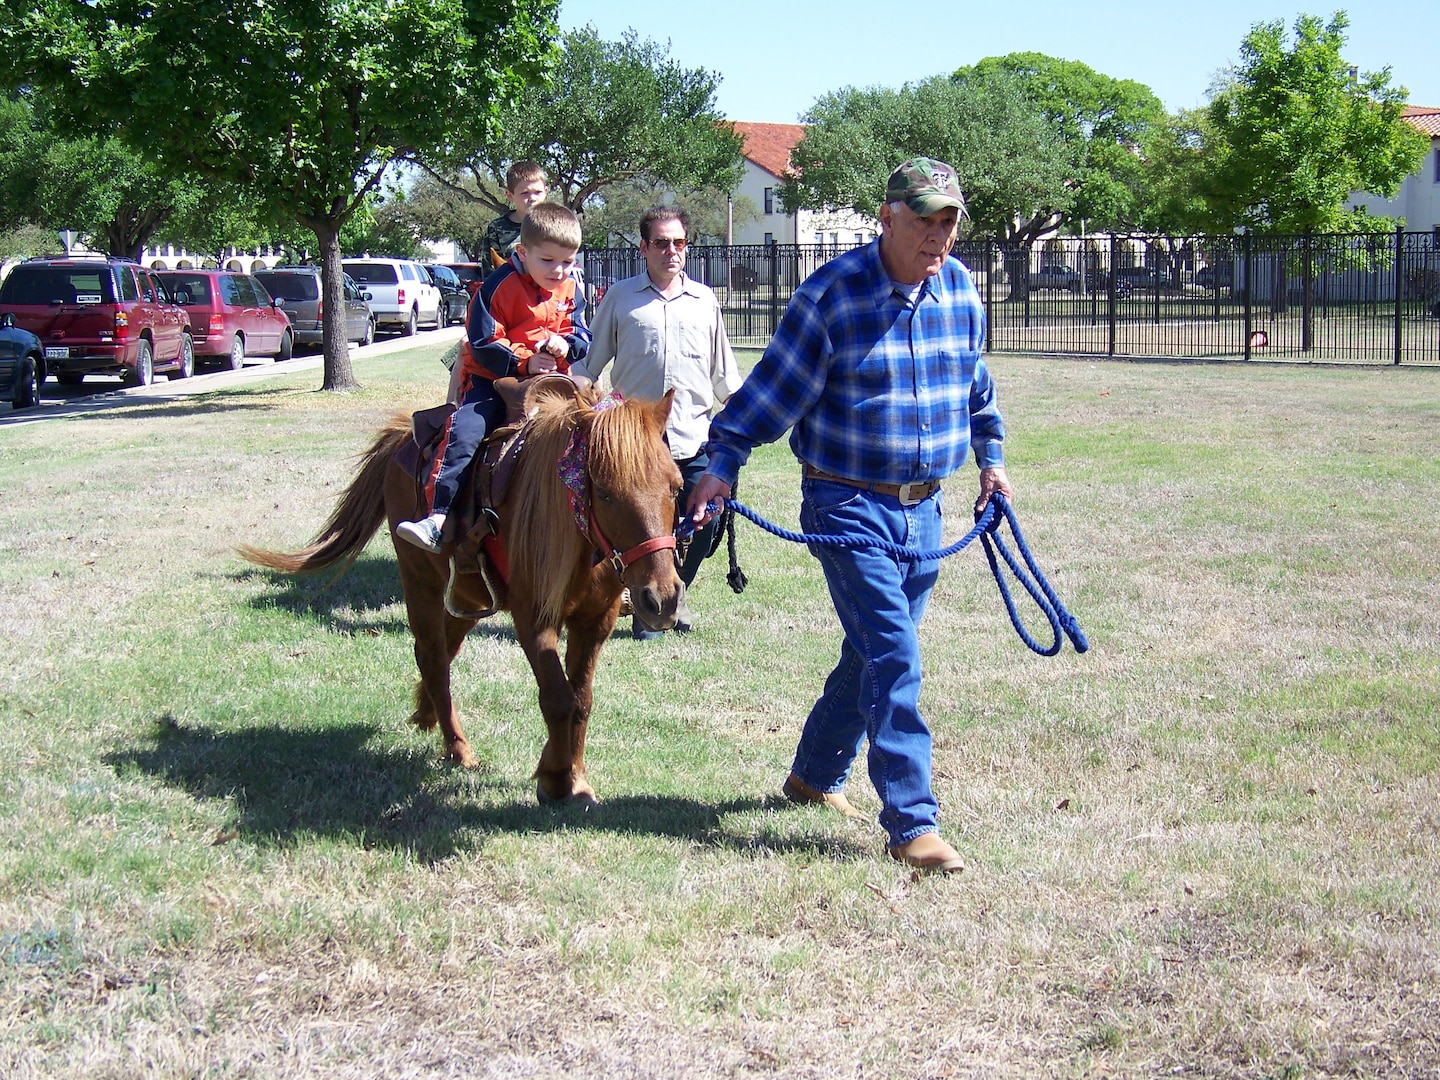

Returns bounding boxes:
[768,245,780,337]
[1393,225,1404,366]
[984,240,994,345]
[1243,230,1253,360]
[1107,233,1116,357]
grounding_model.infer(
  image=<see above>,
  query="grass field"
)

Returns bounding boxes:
[1,348,1438,1078]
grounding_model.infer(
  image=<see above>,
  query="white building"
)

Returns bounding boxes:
[1349,105,1440,233]
[729,122,878,247]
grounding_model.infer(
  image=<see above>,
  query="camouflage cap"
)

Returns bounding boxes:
[885,157,967,218]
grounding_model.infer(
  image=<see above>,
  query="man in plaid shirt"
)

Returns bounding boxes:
[689,157,1011,874]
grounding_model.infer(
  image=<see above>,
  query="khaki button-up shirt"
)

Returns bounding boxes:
[571,271,741,460]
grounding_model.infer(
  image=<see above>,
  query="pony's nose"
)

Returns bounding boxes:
[635,580,684,626]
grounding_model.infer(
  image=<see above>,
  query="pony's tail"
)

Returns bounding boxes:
[238,416,411,576]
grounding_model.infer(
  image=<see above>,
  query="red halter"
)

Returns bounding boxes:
[588,507,677,579]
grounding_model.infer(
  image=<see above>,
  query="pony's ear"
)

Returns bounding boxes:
[652,388,676,428]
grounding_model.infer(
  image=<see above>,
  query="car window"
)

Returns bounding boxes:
[137,271,159,303]
[0,266,114,305]
[400,263,417,281]
[219,275,247,306]
[249,276,273,304]
[255,273,319,302]
[118,267,140,303]
[345,262,398,285]
[164,274,211,305]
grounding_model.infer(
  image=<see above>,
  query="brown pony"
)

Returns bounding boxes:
[240,381,684,805]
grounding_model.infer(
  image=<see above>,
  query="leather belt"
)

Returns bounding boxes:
[802,464,941,506]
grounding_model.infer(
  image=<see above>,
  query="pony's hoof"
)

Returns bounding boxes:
[446,742,479,769]
[536,782,599,809]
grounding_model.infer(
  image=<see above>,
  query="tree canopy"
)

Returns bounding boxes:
[9,0,557,389]
[1199,11,1427,233]
[419,25,744,228]
[956,53,1167,233]
[779,71,1073,243]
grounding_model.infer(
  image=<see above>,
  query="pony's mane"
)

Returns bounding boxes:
[505,390,665,628]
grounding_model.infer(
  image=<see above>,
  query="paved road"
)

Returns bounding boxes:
[1,326,464,427]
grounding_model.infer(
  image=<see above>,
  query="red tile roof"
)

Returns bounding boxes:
[1402,105,1440,138]
[731,122,807,179]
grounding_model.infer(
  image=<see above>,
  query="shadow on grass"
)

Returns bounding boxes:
[106,716,856,864]
[233,555,519,643]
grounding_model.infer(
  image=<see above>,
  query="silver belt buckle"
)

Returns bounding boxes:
[896,481,919,506]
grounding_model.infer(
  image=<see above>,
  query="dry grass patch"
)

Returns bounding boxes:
[1,348,1438,1077]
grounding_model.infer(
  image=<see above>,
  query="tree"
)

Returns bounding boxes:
[0,91,211,260]
[779,71,1074,298]
[956,53,1167,234]
[1201,12,1426,340]
[1201,11,1426,233]
[419,26,744,223]
[13,0,557,390]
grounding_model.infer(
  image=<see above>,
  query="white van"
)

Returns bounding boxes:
[341,258,442,336]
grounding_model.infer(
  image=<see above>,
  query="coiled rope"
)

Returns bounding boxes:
[685,493,1088,657]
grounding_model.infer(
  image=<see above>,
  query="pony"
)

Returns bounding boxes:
[240,379,684,805]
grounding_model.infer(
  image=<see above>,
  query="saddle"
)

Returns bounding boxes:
[396,375,583,619]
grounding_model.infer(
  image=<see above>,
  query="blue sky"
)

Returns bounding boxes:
[557,1,1440,122]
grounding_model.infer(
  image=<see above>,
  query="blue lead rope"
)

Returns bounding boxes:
[682,493,1088,657]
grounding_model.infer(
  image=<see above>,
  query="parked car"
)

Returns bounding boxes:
[1084,266,1156,298]
[1030,265,1081,291]
[341,258,442,336]
[443,262,490,300]
[424,263,470,326]
[157,269,293,370]
[0,311,44,409]
[0,257,193,386]
[253,267,376,349]
[1195,264,1235,291]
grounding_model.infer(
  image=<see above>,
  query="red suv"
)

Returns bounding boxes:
[157,269,293,370]
[0,258,193,386]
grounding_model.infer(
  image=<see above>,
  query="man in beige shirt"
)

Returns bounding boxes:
[570,205,741,638]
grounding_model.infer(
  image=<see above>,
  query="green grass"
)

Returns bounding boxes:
[1,346,1438,1076]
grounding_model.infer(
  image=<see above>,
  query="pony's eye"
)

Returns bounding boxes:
[593,486,614,504]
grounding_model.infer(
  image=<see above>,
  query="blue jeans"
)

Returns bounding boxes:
[790,477,944,847]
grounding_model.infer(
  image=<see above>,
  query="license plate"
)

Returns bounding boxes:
[45,346,69,359]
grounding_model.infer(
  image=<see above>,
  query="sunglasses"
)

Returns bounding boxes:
[644,237,688,251]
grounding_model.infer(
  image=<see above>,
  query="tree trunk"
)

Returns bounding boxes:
[314,220,359,391]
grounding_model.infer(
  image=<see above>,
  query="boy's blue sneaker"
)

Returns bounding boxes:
[396,513,446,554]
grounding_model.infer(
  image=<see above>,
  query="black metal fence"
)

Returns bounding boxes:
[582,229,1440,365]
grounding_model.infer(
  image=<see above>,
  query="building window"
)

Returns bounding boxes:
[830,232,839,247]
[763,232,774,246]
[1434,146,1440,182]
[764,187,775,214]
[814,232,825,247]
[855,232,866,245]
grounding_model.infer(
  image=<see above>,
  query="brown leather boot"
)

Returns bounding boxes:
[888,833,964,874]
[782,774,864,820]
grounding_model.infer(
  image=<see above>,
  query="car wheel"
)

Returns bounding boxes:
[435,302,448,330]
[13,356,39,409]
[128,339,154,387]
[276,330,293,362]
[173,332,195,380]
[401,308,417,337]
[361,318,375,347]
[228,334,246,371]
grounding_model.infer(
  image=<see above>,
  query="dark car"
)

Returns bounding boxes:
[0,257,193,386]
[0,311,44,409]
[157,269,294,370]
[1195,264,1235,291]
[424,263,469,327]
[252,268,376,348]
[443,262,489,300]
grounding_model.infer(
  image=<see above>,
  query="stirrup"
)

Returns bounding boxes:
[445,555,498,620]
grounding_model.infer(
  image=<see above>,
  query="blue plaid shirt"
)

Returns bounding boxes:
[705,240,1004,488]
